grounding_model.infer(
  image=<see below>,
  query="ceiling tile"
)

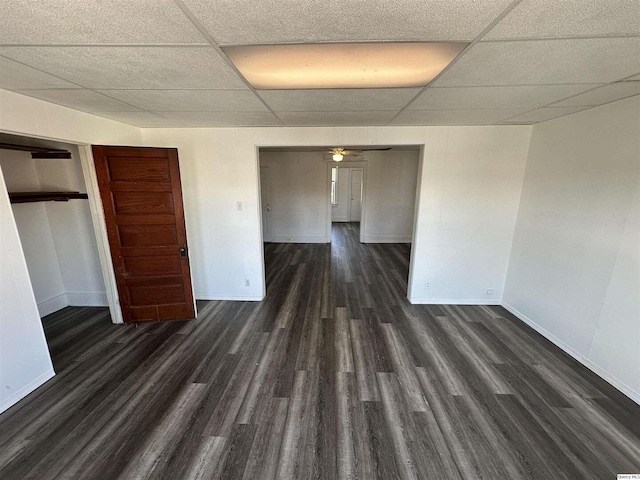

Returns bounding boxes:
[95,111,281,128]
[260,89,421,112]
[0,56,80,90]
[97,89,268,112]
[278,111,397,126]
[94,111,177,127]
[14,89,142,112]
[409,85,600,110]
[501,106,591,123]
[434,38,640,86]
[147,111,282,127]
[0,0,207,44]
[549,82,640,107]
[390,109,524,125]
[485,0,640,40]
[0,47,248,89]
[182,0,513,44]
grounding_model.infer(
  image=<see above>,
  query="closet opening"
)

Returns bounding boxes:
[0,132,111,366]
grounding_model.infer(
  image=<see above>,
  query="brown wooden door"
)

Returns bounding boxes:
[92,146,195,323]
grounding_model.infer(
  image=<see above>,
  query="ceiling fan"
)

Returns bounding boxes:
[328,146,392,161]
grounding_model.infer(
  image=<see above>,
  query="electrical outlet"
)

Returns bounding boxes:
[245,279,251,287]
[486,288,494,295]
[426,282,431,289]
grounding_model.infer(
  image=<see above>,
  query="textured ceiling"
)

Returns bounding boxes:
[0,0,638,128]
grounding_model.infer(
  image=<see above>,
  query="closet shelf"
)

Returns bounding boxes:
[0,142,72,159]
[9,191,89,204]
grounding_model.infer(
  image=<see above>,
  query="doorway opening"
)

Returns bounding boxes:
[257,145,421,297]
[330,166,363,223]
[0,132,113,368]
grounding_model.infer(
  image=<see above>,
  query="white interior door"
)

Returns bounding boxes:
[260,166,272,242]
[349,168,363,222]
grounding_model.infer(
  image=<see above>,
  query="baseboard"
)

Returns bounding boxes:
[408,298,501,305]
[363,234,412,243]
[502,302,640,405]
[270,235,329,243]
[195,294,264,302]
[37,294,68,317]
[332,217,349,222]
[66,292,109,306]
[0,369,55,414]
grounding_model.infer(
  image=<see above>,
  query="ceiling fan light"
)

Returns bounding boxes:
[332,153,344,162]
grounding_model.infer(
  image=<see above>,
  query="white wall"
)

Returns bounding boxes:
[142,125,531,304]
[260,151,330,243]
[363,150,419,243]
[0,89,143,414]
[503,96,640,403]
[0,89,142,145]
[0,167,55,413]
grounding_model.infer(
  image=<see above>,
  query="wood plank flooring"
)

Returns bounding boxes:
[1,222,639,479]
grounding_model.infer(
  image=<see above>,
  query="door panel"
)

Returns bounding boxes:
[260,166,272,242]
[349,168,363,222]
[112,192,174,215]
[123,256,182,276]
[107,157,171,182]
[92,146,195,323]
[118,224,178,246]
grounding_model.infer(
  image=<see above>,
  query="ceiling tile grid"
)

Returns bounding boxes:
[0,56,81,90]
[180,0,514,44]
[0,0,638,127]
[433,37,640,87]
[94,111,180,128]
[277,111,398,127]
[548,82,640,107]
[0,0,208,45]
[96,89,269,112]
[259,89,422,112]
[0,47,248,90]
[390,108,526,126]
[485,0,640,40]
[501,106,591,123]
[13,89,142,112]
[408,85,602,110]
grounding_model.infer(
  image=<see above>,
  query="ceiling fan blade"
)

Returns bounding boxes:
[358,147,392,151]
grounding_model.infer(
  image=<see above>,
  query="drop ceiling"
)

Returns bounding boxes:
[0,0,638,128]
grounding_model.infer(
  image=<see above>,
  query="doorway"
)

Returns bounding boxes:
[0,133,107,319]
[331,166,363,223]
[257,145,421,298]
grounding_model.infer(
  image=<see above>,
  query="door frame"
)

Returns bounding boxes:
[327,161,368,243]
[347,167,364,222]
[259,165,272,242]
[78,144,124,323]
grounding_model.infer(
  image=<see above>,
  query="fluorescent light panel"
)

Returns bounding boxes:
[223,42,467,89]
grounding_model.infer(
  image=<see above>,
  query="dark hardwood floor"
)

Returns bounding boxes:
[1,222,639,479]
